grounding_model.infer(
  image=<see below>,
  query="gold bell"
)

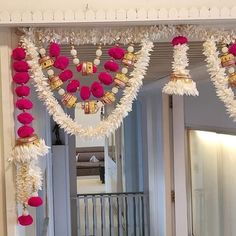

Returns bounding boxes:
[82,62,94,76]
[228,72,236,87]
[114,73,129,88]
[61,93,77,108]
[101,92,116,104]
[122,52,137,67]
[39,56,54,69]
[220,53,235,67]
[49,76,63,90]
[16,134,39,146]
[83,101,99,114]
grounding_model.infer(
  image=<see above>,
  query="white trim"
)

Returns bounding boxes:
[1,7,236,26]
[0,28,18,236]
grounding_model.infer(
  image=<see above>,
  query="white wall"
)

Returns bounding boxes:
[75,109,105,148]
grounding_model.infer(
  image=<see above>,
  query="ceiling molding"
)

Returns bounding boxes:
[1,7,236,26]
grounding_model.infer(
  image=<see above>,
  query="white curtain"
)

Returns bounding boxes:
[189,130,236,236]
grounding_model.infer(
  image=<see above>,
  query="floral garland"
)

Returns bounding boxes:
[203,38,236,121]
[11,44,49,226]
[23,37,153,138]
[163,36,199,96]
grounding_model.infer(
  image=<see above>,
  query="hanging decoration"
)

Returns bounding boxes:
[11,42,49,226]
[162,36,199,96]
[21,36,153,138]
[203,38,236,121]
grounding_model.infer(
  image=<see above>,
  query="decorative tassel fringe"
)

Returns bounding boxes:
[162,79,199,96]
[11,138,49,163]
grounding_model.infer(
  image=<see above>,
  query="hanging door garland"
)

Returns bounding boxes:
[23,37,153,138]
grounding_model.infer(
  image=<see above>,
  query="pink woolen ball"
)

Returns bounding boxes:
[93,65,97,73]
[49,42,61,57]
[108,46,125,60]
[18,214,33,226]
[229,43,236,56]
[104,60,119,72]
[16,98,33,110]
[17,125,34,138]
[59,70,73,82]
[12,47,26,61]
[76,64,82,72]
[13,61,29,72]
[17,112,34,125]
[28,196,43,207]
[91,82,104,98]
[66,80,80,93]
[13,72,30,84]
[54,56,69,70]
[98,72,113,85]
[80,86,91,101]
[171,36,188,46]
[15,85,30,97]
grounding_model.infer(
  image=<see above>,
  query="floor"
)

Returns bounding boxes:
[77,175,105,194]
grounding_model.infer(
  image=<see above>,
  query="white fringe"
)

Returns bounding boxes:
[162,80,199,96]
[203,38,236,121]
[11,139,49,163]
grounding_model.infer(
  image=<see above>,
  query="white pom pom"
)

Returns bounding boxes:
[76,102,83,109]
[73,58,80,65]
[96,49,102,57]
[94,58,100,66]
[127,46,134,53]
[47,69,54,76]
[222,46,228,53]
[39,48,46,55]
[58,88,65,96]
[228,67,235,74]
[112,87,119,94]
[121,67,128,74]
[70,49,77,56]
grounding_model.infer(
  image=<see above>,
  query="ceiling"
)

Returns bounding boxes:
[59,41,206,84]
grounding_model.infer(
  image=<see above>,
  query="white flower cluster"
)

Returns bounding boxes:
[23,37,153,138]
[203,38,236,121]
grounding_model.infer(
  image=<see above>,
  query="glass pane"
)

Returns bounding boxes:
[189,130,236,236]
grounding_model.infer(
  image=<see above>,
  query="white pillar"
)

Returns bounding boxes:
[0,28,19,236]
[173,96,188,236]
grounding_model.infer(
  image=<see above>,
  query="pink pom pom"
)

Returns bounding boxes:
[15,85,30,97]
[104,60,119,72]
[13,61,29,72]
[66,80,80,93]
[229,43,236,56]
[98,72,113,85]
[13,72,30,84]
[91,82,104,98]
[49,42,61,57]
[16,98,33,110]
[76,64,82,72]
[80,86,91,101]
[59,70,73,82]
[28,196,43,207]
[17,112,34,125]
[108,46,125,60]
[18,213,33,226]
[172,36,188,46]
[93,65,97,73]
[17,125,34,138]
[54,56,69,70]
[12,47,26,61]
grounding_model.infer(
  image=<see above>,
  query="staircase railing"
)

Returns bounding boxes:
[77,192,148,236]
